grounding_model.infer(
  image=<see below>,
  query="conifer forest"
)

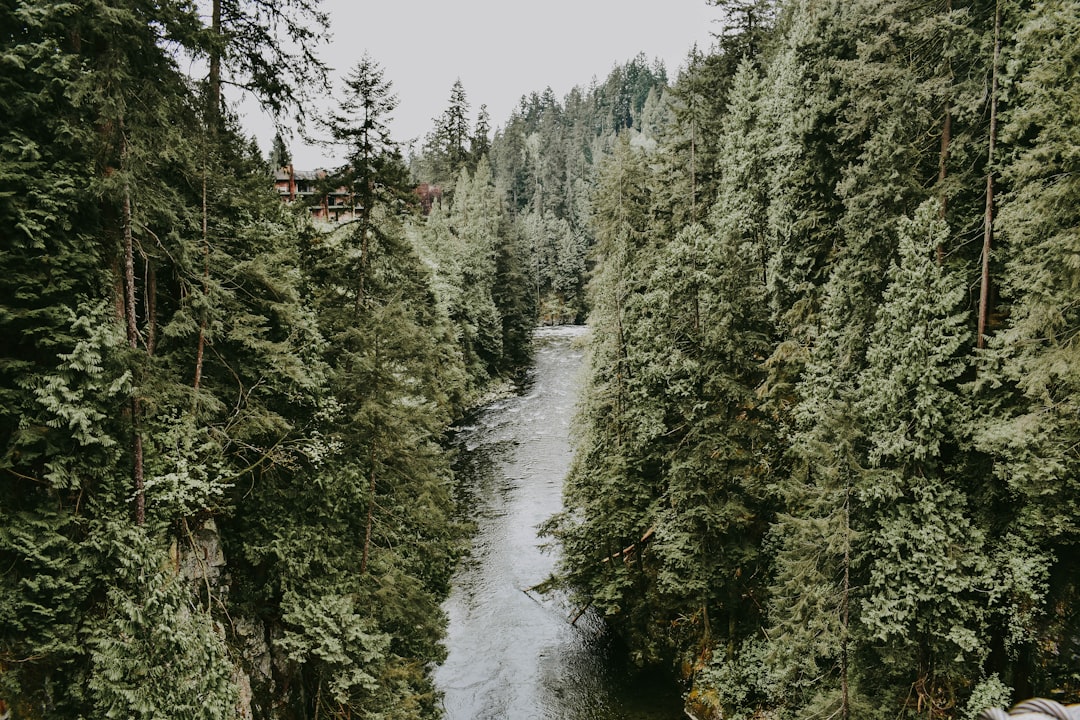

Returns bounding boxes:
[2,0,1079,718]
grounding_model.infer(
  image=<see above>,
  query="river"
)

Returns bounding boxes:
[434,325,685,720]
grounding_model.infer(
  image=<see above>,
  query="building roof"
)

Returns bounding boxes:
[274,167,329,181]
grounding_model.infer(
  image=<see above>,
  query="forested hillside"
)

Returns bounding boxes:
[544,0,1080,719]
[0,2,531,718]
[2,0,1078,718]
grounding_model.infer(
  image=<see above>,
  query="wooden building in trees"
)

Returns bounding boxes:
[274,165,359,223]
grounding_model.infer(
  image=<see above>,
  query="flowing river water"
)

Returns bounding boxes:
[434,325,685,720]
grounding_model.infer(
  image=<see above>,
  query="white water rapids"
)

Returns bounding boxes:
[434,326,684,720]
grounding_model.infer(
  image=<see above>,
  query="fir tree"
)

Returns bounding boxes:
[549,133,677,664]
[854,201,988,712]
[974,0,1080,695]
[654,59,777,703]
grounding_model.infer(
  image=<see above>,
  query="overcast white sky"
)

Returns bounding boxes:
[238,0,722,169]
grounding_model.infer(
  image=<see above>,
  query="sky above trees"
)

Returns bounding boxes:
[241,0,720,168]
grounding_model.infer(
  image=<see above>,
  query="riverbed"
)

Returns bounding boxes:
[434,325,685,720]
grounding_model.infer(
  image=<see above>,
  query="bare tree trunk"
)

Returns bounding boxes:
[194,171,209,392]
[121,154,145,525]
[977,0,1001,349]
[209,0,222,122]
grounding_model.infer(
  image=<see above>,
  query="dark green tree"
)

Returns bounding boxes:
[710,0,779,61]
[0,0,246,712]
[973,0,1080,697]
[420,79,472,185]
[549,134,668,661]
[470,103,492,167]
[270,131,291,168]
[321,53,411,303]
[649,60,777,712]
[205,0,329,120]
[854,201,988,714]
[275,203,464,717]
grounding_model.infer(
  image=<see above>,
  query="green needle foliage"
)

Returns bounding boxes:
[4,0,1080,717]
[1,2,509,718]
[535,1,1080,718]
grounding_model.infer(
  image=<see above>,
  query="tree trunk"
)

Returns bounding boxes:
[361,440,376,575]
[194,171,209,392]
[122,162,145,526]
[840,487,851,720]
[209,0,222,122]
[977,0,1001,349]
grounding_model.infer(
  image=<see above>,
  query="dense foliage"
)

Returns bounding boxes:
[546,0,1080,718]
[0,2,529,718]
[3,0,1078,718]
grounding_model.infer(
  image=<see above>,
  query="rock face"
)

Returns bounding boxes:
[180,517,228,589]
[233,616,276,719]
[178,518,272,719]
[177,517,305,720]
[233,671,254,720]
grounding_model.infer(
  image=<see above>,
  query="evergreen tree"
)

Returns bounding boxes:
[758,0,852,394]
[550,134,667,660]
[470,104,492,168]
[86,528,237,720]
[206,0,329,119]
[270,131,291,168]
[420,79,472,185]
[8,1,1080,717]
[974,0,1080,696]
[491,214,537,370]
[257,220,462,718]
[1,1,247,712]
[413,155,534,384]
[444,164,505,381]
[657,48,721,229]
[651,59,777,708]
[321,53,411,302]
[1,2,335,714]
[711,0,779,61]
[855,201,988,714]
